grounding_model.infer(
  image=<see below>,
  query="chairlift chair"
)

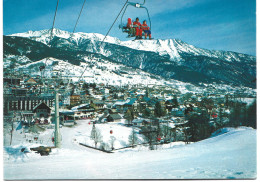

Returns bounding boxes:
[119,0,152,38]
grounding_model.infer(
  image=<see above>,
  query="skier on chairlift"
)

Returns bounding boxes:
[126,18,136,37]
[133,17,143,39]
[142,20,152,40]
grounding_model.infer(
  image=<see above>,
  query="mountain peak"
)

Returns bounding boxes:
[9,29,255,63]
[3,31,256,88]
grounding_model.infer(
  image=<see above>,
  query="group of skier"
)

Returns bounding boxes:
[126,17,152,40]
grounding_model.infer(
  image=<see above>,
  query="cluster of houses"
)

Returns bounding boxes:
[3,75,255,134]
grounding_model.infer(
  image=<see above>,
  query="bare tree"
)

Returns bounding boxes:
[110,136,116,150]
[128,127,138,147]
[90,124,103,148]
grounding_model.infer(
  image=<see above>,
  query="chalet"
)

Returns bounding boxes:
[33,102,51,118]
[107,114,123,122]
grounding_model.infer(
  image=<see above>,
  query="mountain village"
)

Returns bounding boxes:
[2,0,257,179]
[3,62,256,151]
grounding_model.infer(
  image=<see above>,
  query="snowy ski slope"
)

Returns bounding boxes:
[3,120,256,180]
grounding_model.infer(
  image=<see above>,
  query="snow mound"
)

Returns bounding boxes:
[210,127,254,138]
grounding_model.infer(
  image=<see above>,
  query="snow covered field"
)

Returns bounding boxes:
[3,120,256,180]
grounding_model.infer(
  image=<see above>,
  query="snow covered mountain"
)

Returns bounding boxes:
[11,28,256,62]
[5,29,256,88]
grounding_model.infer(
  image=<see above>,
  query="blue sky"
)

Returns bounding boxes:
[3,0,256,55]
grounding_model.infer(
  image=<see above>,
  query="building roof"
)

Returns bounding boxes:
[108,114,122,120]
[70,95,80,98]
[24,78,37,83]
[32,102,51,113]
[71,103,90,111]
[113,100,128,106]
[59,111,75,115]
[93,101,105,105]
[132,118,143,123]
[125,98,138,106]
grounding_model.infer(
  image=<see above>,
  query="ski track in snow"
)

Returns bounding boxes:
[3,120,256,180]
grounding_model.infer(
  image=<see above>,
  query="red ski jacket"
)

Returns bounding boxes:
[127,18,132,28]
[133,21,141,28]
[142,23,150,30]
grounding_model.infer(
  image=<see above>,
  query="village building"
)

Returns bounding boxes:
[11,88,28,96]
[107,114,123,122]
[92,100,106,110]
[3,78,21,85]
[59,110,76,126]
[71,103,95,119]
[33,102,51,118]
[70,95,81,105]
[4,95,54,114]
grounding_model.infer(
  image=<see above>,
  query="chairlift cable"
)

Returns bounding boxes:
[62,0,87,95]
[50,0,60,42]
[100,0,129,47]
[76,55,94,85]
[78,65,88,83]
[41,0,60,90]
[76,0,129,90]
[73,0,87,33]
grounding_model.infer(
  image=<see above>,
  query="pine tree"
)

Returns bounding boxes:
[143,108,151,117]
[186,111,210,142]
[82,82,89,90]
[217,104,225,129]
[154,101,166,118]
[246,100,256,129]
[229,102,243,127]
[172,95,179,108]
[145,87,149,98]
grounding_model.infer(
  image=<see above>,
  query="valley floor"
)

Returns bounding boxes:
[3,120,256,180]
